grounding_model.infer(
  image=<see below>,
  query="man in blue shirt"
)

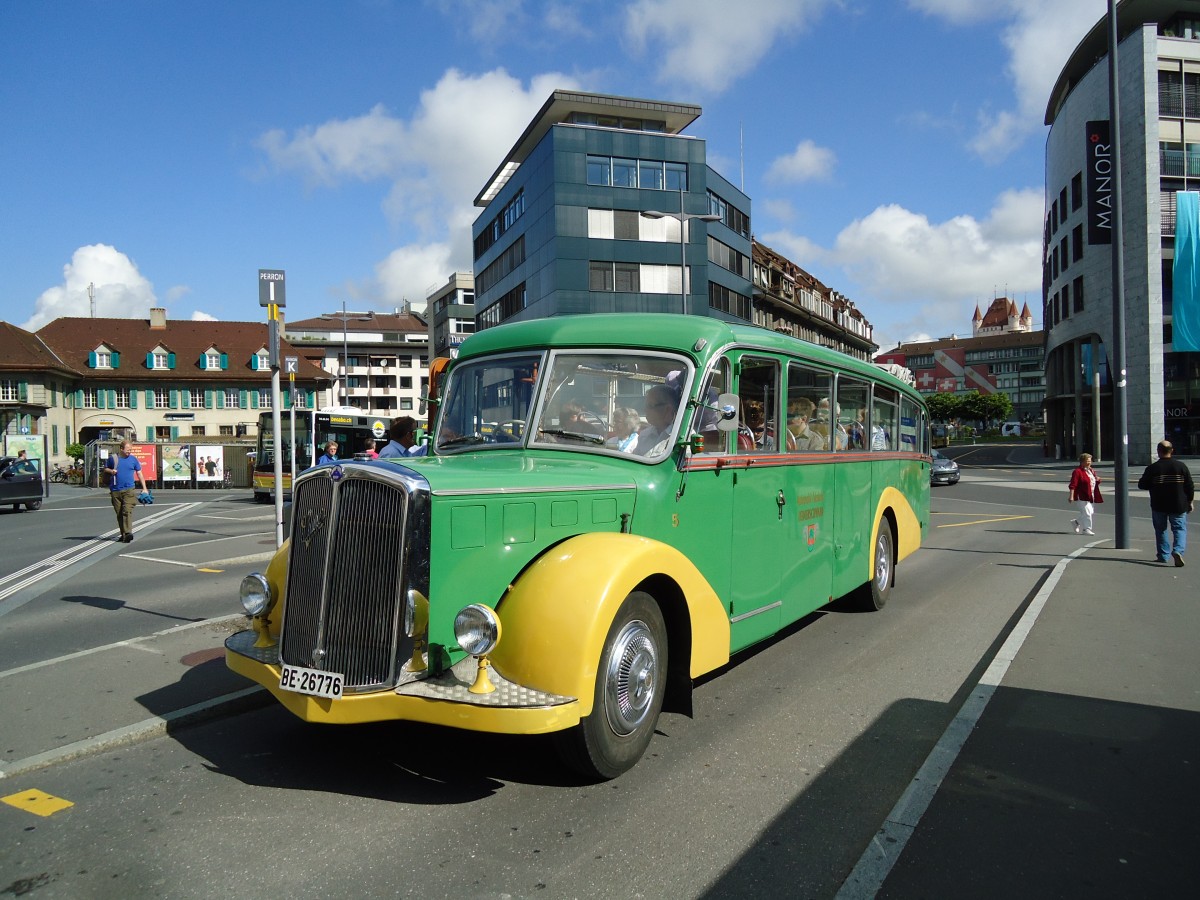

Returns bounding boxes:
[318,441,339,465]
[105,440,148,543]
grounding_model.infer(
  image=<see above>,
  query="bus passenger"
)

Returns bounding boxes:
[318,442,339,465]
[636,385,679,456]
[607,407,642,453]
[787,398,826,451]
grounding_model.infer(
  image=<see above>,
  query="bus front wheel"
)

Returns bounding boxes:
[555,591,667,780]
[856,520,894,611]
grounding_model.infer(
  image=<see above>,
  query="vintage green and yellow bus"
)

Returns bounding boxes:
[227,315,930,778]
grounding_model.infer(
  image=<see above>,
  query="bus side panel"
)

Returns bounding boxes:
[781,458,835,622]
[831,459,872,600]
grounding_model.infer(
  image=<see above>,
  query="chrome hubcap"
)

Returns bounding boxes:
[604,619,658,736]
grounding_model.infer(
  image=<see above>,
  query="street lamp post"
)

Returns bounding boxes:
[641,186,721,315]
[320,302,370,407]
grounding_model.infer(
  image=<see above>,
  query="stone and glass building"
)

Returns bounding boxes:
[471,90,753,328]
[1044,0,1200,461]
[426,272,476,358]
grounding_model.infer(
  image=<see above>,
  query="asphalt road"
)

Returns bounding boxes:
[0,451,1196,898]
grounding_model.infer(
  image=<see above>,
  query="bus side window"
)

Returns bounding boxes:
[693,359,732,454]
[738,356,780,452]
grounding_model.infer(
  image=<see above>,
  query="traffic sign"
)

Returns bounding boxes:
[258,269,286,307]
[284,356,299,375]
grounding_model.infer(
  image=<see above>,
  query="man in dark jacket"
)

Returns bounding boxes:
[1137,440,1195,566]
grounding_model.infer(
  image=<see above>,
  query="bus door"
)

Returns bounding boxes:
[831,375,872,599]
[727,354,783,648]
[781,362,836,621]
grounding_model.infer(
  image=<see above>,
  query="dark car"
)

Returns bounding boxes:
[930,448,960,486]
[0,456,44,511]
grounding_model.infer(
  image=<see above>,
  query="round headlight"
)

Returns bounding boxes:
[240,573,274,617]
[454,604,501,656]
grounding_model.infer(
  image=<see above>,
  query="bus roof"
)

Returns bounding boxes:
[454,314,921,400]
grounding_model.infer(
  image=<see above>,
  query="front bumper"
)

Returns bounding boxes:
[226,629,580,735]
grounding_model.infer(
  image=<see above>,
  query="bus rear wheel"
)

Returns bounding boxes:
[856,520,894,611]
[555,591,667,780]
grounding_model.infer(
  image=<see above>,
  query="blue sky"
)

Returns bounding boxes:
[1,0,1108,351]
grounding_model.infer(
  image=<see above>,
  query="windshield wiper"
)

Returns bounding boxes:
[537,429,605,445]
[439,435,487,448]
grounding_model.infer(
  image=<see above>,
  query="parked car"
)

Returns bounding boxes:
[930,448,960,485]
[0,455,44,511]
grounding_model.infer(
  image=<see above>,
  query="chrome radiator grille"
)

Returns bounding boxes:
[280,467,424,692]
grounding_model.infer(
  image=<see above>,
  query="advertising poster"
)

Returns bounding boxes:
[195,447,225,483]
[4,435,45,465]
[161,445,193,482]
[130,443,158,484]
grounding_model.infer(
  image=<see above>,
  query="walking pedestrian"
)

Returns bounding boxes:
[105,440,148,543]
[1137,440,1194,566]
[1067,452,1103,535]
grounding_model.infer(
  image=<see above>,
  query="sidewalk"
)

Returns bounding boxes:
[848,539,1200,896]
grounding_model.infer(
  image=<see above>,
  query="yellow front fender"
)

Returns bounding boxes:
[489,532,730,717]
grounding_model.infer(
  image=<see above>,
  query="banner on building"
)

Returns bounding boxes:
[1085,120,1113,245]
[1174,191,1200,352]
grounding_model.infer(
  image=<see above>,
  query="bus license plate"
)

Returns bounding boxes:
[280,664,344,699]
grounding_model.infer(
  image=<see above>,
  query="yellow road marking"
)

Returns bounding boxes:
[2,789,74,816]
[936,515,1033,529]
[196,568,224,573]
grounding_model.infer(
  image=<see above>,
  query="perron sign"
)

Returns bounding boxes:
[1085,121,1113,245]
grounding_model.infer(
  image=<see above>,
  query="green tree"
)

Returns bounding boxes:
[924,392,961,422]
[982,392,1014,425]
[65,442,85,464]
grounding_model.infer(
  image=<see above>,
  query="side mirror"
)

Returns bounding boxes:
[715,393,740,432]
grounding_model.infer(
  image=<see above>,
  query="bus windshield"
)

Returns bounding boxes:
[435,350,692,460]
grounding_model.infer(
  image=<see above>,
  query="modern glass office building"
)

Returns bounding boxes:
[472,90,753,330]
[1044,0,1200,463]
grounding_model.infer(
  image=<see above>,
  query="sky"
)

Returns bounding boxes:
[1,0,1110,352]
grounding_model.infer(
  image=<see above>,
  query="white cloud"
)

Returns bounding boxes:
[371,243,456,308]
[913,0,1106,162]
[624,0,836,93]
[257,68,578,304]
[757,230,830,270]
[191,310,218,321]
[765,139,836,184]
[23,244,157,332]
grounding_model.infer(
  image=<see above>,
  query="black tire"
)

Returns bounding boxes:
[555,591,667,780]
[855,520,894,611]
[24,499,42,511]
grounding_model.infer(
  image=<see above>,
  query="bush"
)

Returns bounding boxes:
[65,442,85,464]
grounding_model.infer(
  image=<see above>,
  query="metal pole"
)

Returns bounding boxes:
[1108,0,1130,548]
[679,186,688,315]
[342,299,349,406]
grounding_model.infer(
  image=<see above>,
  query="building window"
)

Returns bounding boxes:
[83,388,98,408]
[115,388,130,409]
[154,389,170,409]
[1073,276,1084,313]
[612,158,637,187]
[586,155,611,186]
[258,388,271,408]
[708,191,751,238]
[1071,172,1083,210]
[95,351,111,368]
[206,352,221,369]
[589,261,615,291]
[401,398,413,410]
[1073,225,1083,263]
[190,389,205,408]
[665,162,687,191]
[638,159,664,190]
[709,283,751,320]
[191,426,206,436]
[708,236,751,278]
[153,352,169,369]
[225,389,240,408]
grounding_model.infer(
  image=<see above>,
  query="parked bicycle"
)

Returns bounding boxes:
[49,464,70,484]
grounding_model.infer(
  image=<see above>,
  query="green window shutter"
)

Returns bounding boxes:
[250,355,259,372]
[181,391,190,409]
[145,390,154,408]
[170,389,179,409]
[307,390,316,408]
[217,391,226,409]
[168,352,176,369]
[250,390,259,409]
[111,351,120,369]
[220,352,229,370]
[198,354,207,370]
[239,389,248,408]
[19,382,29,401]
[146,352,155,368]
[88,351,97,368]
[171,426,179,440]
[97,390,107,410]
[107,390,117,408]
[52,425,59,455]
[146,426,154,442]
[130,391,138,410]
[205,389,214,409]
[74,389,84,407]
